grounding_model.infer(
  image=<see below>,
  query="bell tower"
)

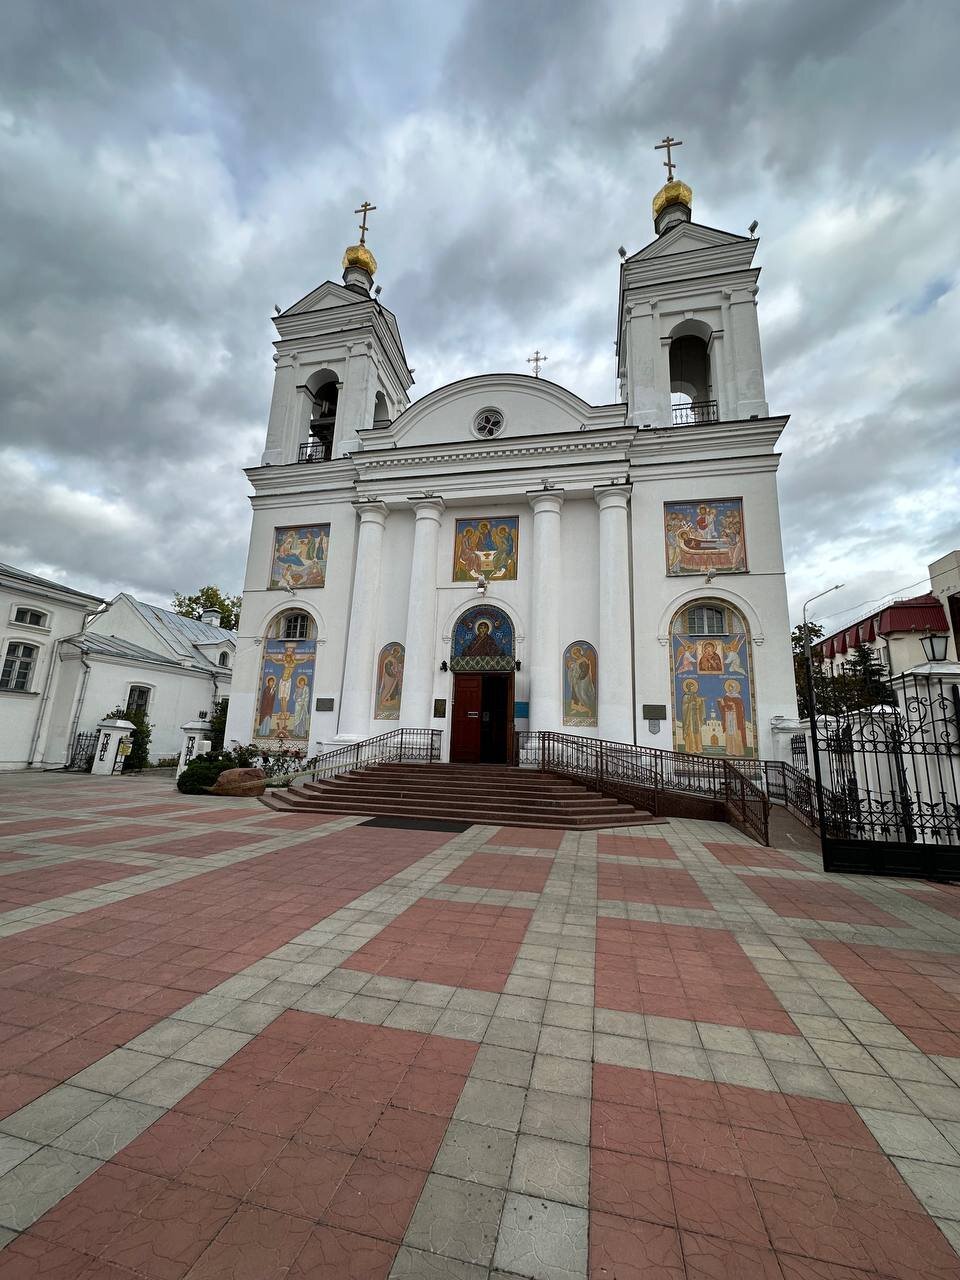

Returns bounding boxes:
[259,203,413,466]
[617,142,769,429]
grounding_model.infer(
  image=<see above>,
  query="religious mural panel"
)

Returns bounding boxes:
[269,524,330,589]
[670,602,756,757]
[562,641,598,727]
[453,517,519,582]
[451,605,515,672]
[374,642,404,720]
[664,499,746,576]
[255,639,316,740]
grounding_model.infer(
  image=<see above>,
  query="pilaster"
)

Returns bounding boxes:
[595,486,634,742]
[527,490,565,732]
[399,497,445,729]
[337,502,388,738]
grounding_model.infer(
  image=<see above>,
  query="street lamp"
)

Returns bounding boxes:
[921,632,949,662]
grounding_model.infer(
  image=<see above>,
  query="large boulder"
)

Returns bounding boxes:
[205,767,267,798]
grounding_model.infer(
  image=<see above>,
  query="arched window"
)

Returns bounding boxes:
[14,607,47,627]
[1,642,38,692]
[686,605,726,636]
[218,651,230,667]
[373,391,391,427]
[306,375,338,462]
[282,612,310,641]
[670,600,756,758]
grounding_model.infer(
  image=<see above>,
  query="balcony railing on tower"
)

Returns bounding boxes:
[298,438,333,463]
[671,399,719,426]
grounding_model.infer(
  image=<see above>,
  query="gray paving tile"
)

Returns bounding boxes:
[543,1000,594,1031]
[858,1108,960,1163]
[0,1136,38,1179]
[472,1045,534,1088]
[125,1018,204,1057]
[708,1052,779,1092]
[120,1059,214,1107]
[529,1054,592,1098]
[433,1120,517,1188]
[53,1097,164,1159]
[0,1147,101,1230]
[833,1071,918,1111]
[509,1134,589,1207]
[484,1017,541,1052]
[900,1081,960,1121]
[403,1172,505,1266]
[593,1033,651,1070]
[521,1090,590,1146]
[493,1191,588,1280]
[69,1048,162,1094]
[0,1085,109,1144]
[538,1026,593,1061]
[389,1247,487,1279]
[170,1026,252,1068]
[455,1079,526,1132]
[893,1158,960,1220]
[383,1003,441,1033]
[649,1041,713,1081]
[432,1009,490,1041]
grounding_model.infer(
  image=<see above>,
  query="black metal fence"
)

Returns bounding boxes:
[671,399,719,426]
[66,731,97,772]
[809,671,960,875]
[517,731,769,846]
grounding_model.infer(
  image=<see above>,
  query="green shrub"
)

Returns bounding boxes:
[176,751,236,794]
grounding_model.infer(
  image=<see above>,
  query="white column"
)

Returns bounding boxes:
[400,497,444,728]
[527,490,564,731]
[595,487,634,742]
[729,287,768,419]
[338,502,388,738]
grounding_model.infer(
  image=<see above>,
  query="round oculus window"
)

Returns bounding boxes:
[472,408,504,439]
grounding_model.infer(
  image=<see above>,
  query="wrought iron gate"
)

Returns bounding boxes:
[67,731,98,772]
[811,672,960,876]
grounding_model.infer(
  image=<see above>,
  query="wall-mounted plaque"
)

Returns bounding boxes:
[642,704,667,721]
[432,698,447,719]
[315,697,335,712]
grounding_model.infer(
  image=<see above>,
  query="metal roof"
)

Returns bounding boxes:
[65,633,181,665]
[122,595,235,669]
[0,561,103,605]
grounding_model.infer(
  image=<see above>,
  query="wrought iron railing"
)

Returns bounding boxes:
[671,399,719,426]
[293,728,442,786]
[298,439,333,463]
[763,760,818,831]
[517,731,769,845]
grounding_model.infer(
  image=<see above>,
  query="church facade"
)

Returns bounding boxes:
[225,172,797,766]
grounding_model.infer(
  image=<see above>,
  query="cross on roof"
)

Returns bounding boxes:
[654,135,683,182]
[527,349,548,378]
[355,200,376,245]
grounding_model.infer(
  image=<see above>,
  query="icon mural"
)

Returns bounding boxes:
[270,524,330,589]
[451,606,515,672]
[374,643,405,719]
[563,641,598,727]
[453,516,519,582]
[670,603,755,756]
[255,638,316,740]
[664,499,746,576]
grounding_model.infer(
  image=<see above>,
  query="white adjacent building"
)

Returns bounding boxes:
[226,171,798,765]
[0,569,235,769]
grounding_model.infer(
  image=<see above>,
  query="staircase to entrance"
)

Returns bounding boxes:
[262,760,656,829]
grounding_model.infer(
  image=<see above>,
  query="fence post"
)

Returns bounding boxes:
[598,740,605,790]
[540,733,546,774]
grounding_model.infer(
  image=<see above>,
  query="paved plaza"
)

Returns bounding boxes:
[1,774,960,1277]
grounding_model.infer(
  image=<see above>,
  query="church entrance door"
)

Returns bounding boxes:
[450,672,514,765]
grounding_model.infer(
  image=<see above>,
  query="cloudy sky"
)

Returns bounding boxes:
[1,0,957,633]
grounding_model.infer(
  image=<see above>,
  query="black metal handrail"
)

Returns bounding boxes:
[291,728,442,786]
[298,440,333,463]
[517,731,769,845]
[672,399,719,426]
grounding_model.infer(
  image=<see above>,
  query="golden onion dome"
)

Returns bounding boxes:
[342,242,377,276]
[652,179,693,219]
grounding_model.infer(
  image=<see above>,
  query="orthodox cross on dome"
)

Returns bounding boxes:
[527,349,548,378]
[655,135,683,182]
[354,200,376,245]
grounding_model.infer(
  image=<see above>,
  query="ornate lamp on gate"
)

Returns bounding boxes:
[921,632,949,662]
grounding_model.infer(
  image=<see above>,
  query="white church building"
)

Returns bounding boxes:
[226,165,797,766]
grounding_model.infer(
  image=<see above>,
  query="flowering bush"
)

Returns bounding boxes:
[176,742,320,794]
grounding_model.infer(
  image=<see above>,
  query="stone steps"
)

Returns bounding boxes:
[261,762,658,829]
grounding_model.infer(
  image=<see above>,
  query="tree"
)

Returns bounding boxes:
[840,644,894,711]
[792,622,828,719]
[104,705,152,770]
[172,586,241,631]
[208,698,229,753]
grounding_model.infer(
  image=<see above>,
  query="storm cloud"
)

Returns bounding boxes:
[1,0,957,631]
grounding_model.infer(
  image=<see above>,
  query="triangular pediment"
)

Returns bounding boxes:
[282,280,366,316]
[629,221,751,261]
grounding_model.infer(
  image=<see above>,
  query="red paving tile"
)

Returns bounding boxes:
[49,823,176,847]
[597,833,679,859]
[0,859,144,910]
[342,896,532,991]
[0,830,441,1090]
[0,816,98,836]
[597,864,713,909]
[705,840,806,870]
[746,876,904,927]
[812,938,960,1057]
[487,825,565,849]
[137,830,276,858]
[901,883,960,921]
[442,850,553,893]
[595,918,798,1034]
[588,1064,956,1280]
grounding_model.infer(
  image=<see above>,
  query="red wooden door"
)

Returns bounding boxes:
[451,674,483,763]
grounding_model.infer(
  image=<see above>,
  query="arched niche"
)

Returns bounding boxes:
[451,605,515,672]
[374,642,404,720]
[254,607,319,742]
[669,598,756,758]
